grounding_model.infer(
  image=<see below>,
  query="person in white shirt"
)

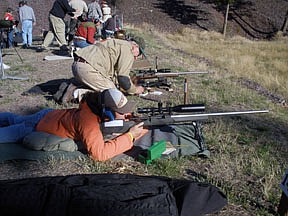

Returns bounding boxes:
[67,0,88,46]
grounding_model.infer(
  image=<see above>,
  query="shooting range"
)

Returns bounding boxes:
[0,0,287,215]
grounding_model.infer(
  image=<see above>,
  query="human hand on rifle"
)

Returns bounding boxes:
[128,122,145,140]
[135,86,145,94]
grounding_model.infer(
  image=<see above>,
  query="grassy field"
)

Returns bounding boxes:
[1,24,287,215]
[124,25,288,215]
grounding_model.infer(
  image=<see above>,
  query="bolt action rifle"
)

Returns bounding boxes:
[101,103,268,163]
[101,102,269,136]
[131,57,209,90]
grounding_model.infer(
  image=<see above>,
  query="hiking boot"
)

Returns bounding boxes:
[36,46,48,52]
[53,82,69,102]
[61,83,77,104]
[22,44,28,49]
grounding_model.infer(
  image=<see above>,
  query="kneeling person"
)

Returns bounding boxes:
[72,38,145,97]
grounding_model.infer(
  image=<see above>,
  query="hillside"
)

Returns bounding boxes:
[1,0,287,39]
[115,0,288,39]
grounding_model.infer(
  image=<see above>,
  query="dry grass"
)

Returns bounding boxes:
[160,27,288,98]
[126,25,288,215]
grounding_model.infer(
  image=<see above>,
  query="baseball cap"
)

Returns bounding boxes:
[130,36,146,58]
[102,89,135,114]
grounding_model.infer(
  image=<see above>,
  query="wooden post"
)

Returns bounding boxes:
[184,78,188,104]
[222,3,230,37]
[281,10,288,33]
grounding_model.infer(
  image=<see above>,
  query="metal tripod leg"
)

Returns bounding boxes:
[1,74,28,80]
[0,42,28,81]
[6,29,24,63]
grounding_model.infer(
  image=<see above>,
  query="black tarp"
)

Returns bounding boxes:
[0,173,227,216]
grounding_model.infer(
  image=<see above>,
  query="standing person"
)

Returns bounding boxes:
[0,89,145,161]
[102,15,121,39]
[40,0,76,52]
[18,1,36,49]
[87,0,103,37]
[101,5,113,39]
[67,0,88,46]
[3,8,16,48]
[67,38,145,103]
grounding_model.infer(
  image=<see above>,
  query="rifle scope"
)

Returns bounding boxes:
[137,104,205,114]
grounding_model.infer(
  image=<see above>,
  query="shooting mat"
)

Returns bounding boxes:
[44,55,73,61]
[0,143,86,162]
[0,124,209,162]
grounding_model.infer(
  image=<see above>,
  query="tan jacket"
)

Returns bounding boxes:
[75,39,137,94]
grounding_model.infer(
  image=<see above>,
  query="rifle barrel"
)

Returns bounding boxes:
[136,71,209,79]
[156,71,209,76]
[143,110,269,126]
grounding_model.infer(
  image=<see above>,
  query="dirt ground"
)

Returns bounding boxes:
[0,45,92,179]
[0,45,73,114]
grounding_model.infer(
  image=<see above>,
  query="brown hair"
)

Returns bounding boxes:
[81,91,102,116]
[6,8,13,13]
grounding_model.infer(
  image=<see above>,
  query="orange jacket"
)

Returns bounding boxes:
[36,102,133,161]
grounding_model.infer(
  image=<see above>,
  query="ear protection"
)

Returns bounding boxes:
[99,91,115,121]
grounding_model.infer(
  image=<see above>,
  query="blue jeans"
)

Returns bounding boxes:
[21,20,33,45]
[73,40,92,48]
[0,109,53,143]
[7,29,14,48]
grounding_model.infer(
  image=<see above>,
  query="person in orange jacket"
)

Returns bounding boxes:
[0,88,144,161]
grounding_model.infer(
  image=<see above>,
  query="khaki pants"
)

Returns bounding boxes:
[43,13,67,47]
[72,61,116,92]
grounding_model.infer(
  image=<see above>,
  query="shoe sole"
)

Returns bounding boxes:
[61,83,77,104]
[53,82,69,102]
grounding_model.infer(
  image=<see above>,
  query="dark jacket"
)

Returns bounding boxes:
[50,0,75,19]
